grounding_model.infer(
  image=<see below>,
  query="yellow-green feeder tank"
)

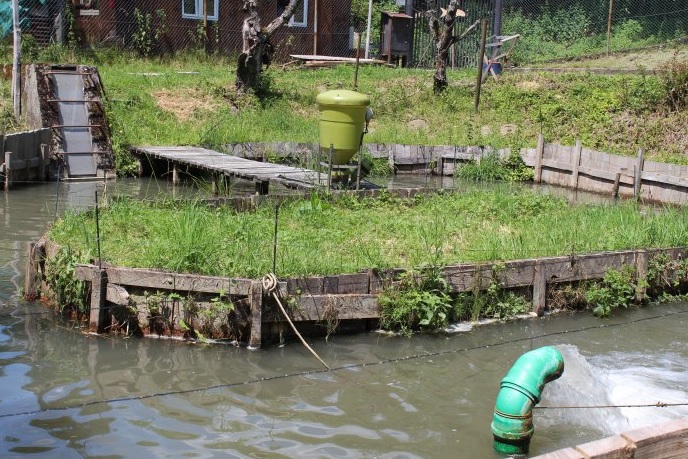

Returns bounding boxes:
[316,89,372,165]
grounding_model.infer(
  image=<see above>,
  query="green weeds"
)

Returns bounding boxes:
[455,151,533,182]
[379,267,453,336]
[44,246,88,315]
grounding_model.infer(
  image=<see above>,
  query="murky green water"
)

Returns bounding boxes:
[1,179,687,458]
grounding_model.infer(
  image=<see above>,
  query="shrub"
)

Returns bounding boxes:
[661,58,688,111]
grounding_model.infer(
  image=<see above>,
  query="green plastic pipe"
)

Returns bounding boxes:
[491,346,565,455]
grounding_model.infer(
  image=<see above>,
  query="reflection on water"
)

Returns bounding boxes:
[0,178,687,458]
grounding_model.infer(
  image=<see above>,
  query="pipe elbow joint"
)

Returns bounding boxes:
[491,346,564,455]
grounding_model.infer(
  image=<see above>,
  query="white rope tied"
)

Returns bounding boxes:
[262,273,330,370]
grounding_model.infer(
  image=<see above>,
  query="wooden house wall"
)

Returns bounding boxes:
[73,0,351,59]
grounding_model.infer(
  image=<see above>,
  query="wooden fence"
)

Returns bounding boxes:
[225,139,688,205]
[1,128,50,190]
[522,134,688,205]
[224,141,505,174]
[531,417,688,459]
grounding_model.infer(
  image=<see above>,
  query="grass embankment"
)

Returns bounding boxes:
[103,50,688,171]
[49,187,688,278]
[2,46,687,173]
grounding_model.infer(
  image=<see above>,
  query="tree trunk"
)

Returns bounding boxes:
[236,0,300,93]
[427,1,478,93]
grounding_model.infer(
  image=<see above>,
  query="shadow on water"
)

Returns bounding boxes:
[0,177,687,457]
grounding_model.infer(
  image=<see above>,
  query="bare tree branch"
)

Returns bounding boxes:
[236,0,301,93]
[266,0,299,34]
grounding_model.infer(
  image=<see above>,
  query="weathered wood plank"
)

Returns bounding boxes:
[107,284,130,306]
[533,418,688,459]
[641,170,688,188]
[76,265,253,296]
[530,448,585,459]
[576,435,634,458]
[621,417,688,459]
[290,294,379,321]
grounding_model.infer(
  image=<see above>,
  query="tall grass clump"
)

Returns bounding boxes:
[48,190,688,279]
[455,152,533,182]
[661,58,688,111]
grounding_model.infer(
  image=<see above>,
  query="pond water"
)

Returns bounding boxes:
[1,179,687,458]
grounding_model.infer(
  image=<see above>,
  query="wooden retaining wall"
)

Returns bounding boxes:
[225,140,688,204]
[522,134,688,205]
[531,417,688,459]
[224,141,506,175]
[1,128,50,190]
[24,237,688,347]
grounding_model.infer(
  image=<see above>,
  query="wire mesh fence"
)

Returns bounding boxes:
[3,1,688,67]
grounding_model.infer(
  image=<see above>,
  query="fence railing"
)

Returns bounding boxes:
[4,1,686,68]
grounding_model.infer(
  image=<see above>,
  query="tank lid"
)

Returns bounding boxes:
[316,89,370,106]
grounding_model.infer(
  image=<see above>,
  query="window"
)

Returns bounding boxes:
[182,0,218,21]
[288,0,308,27]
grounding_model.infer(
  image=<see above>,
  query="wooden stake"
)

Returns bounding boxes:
[570,140,582,189]
[635,250,648,303]
[4,151,11,190]
[474,18,489,113]
[248,280,263,348]
[532,260,547,316]
[612,171,621,197]
[534,134,544,183]
[89,268,109,333]
[634,148,644,199]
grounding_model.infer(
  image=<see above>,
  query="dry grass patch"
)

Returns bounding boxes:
[152,88,222,121]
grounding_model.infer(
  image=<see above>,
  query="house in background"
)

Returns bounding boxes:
[68,0,354,60]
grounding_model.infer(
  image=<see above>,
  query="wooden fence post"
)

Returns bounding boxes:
[89,268,109,333]
[40,143,48,181]
[570,139,582,189]
[532,260,547,316]
[613,172,621,197]
[635,250,648,303]
[534,134,544,183]
[249,280,263,348]
[3,151,12,190]
[172,164,179,185]
[634,148,644,199]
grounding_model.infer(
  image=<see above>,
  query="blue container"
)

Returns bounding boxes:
[483,62,503,75]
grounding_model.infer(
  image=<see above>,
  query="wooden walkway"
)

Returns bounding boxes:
[132,146,325,194]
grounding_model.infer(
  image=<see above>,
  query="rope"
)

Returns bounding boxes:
[1,308,687,420]
[536,401,688,410]
[261,273,330,370]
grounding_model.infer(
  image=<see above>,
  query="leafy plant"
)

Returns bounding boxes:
[44,246,87,314]
[132,9,153,57]
[585,265,637,317]
[379,267,453,335]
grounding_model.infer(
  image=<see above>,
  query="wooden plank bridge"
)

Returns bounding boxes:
[131,146,326,194]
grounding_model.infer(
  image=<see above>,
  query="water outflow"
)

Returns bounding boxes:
[491,346,565,455]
